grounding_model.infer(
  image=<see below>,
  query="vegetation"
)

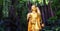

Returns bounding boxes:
[0,0,60,31]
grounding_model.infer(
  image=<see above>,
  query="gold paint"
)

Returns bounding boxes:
[27,5,44,31]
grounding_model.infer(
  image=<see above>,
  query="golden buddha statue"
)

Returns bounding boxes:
[27,5,44,31]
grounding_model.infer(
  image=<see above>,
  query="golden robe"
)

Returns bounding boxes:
[27,13,42,31]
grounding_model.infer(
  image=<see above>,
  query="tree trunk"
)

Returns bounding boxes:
[48,0,54,17]
[43,0,47,21]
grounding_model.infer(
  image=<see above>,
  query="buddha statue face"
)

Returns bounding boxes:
[31,5,37,12]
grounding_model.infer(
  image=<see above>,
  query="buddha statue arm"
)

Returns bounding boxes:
[36,7,41,16]
[27,13,31,22]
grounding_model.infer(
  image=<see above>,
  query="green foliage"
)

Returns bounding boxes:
[51,0,60,19]
[0,0,3,5]
[51,0,60,11]
[48,16,57,24]
[52,0,60,7]
[47,0,60,30]
[56,11,60,16]
[48,0,60,21]
[2,0,11,18]
[18,0,28,31]
[0,0,60,31]
[48,16,57,21]
[45,0,49,5]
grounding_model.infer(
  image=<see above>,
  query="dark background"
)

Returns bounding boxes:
[0,0,60,31]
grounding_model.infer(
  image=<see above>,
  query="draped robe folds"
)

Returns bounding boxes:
[27,12,42,31]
